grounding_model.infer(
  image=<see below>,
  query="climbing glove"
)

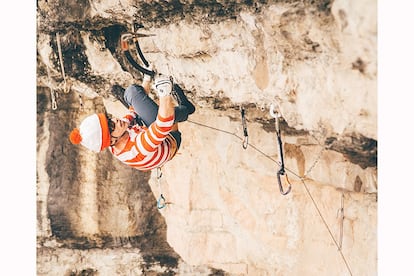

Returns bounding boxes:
[154,74,173,97]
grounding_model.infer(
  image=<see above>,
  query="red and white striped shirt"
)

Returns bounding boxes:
[110,111,176,171]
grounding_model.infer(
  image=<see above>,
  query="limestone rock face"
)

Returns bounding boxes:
[37,0,377,275]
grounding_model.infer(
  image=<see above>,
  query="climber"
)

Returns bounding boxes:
[69,72,195,171]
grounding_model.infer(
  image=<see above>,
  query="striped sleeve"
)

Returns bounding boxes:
[137,114,174,153]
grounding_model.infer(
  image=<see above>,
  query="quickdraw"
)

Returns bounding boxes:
[120,26,156,78]
[270,104,292,195]
[156,167,166,209]
[337,192,345,250]
[56,32,70,93]
[45,64,58,110]
[240,106,249,149]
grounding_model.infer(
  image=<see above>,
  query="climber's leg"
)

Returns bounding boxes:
[124,84,191,125]
[124,84,158,126]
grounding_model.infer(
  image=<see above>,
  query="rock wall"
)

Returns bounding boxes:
[37,0,377,275]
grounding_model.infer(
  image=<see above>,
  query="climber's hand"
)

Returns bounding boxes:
[154,74,173,97]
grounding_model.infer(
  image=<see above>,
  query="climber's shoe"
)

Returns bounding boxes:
[173,83,195,115]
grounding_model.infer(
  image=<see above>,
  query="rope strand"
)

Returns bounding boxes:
[187,119,353,275]
[56,32,68,93]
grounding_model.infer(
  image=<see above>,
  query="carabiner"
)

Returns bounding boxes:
[269,104,279,118]
[270,103,291,195]
[157,194,166,209]
[277,169,292,195]
[156,167,166,209]
[50,88,58,110]
[242,136,249,150]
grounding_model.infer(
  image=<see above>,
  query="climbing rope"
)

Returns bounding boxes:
[298,177,353,275]
[56,32,69,93]
[186,112,354,276]
[117,25,352,274]
[304,145,325,177]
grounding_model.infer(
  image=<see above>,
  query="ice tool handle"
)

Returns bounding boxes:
[121,33,156,78]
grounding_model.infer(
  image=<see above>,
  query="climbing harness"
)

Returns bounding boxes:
[240,106,249,149]
[120,28,156,78]
[270,104,292,195]
[156,167,167,209]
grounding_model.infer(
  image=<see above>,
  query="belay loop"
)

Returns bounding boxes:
[270,104,292,195]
